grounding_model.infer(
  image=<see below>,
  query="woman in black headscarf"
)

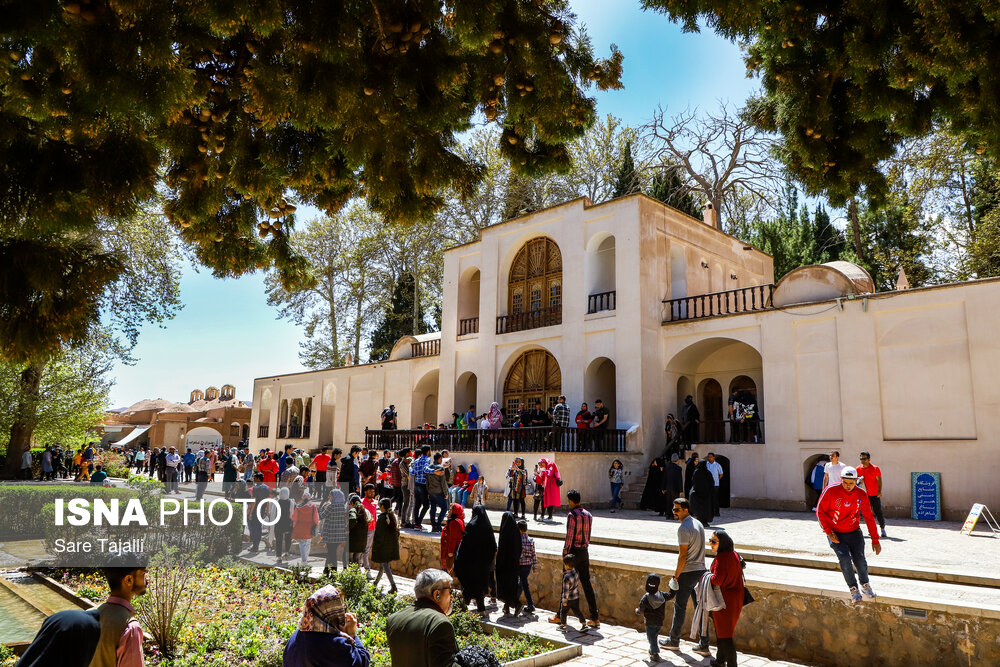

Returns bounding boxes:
[454,505,497,615]
[17,609,101,667]
[688,459,715,527]
[684,453,700,498]
[639,451,666,514]
[495,511,523,616]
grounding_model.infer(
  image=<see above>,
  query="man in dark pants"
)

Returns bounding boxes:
[660,498,711,655]
[409,445,432,530]
[559,489,600,628]
[857,451,887,538]
[247,473,270,553]
[661,454,684,518]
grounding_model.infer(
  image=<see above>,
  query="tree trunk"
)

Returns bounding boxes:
[3,361,45,479]
[412,269,420,334]
[848,197,864,262]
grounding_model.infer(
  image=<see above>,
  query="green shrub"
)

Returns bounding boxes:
[0,484,141,539]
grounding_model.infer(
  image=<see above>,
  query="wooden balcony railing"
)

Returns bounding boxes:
[258,425,269,438]
[411,339,441,357]
[496,306,562,334]
[663,284,774,323]
[587,290,617,314]
[365,425,627,453]
[458,317,479,336]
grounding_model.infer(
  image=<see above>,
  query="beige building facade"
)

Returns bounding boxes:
[250,194,1000,519]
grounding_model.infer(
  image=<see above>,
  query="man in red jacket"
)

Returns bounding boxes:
[817,466,882,603]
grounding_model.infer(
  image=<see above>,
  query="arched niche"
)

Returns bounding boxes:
[586,234,616,311]
[455,371,478,416]
[584,357,617,427]
[457,268,481,334]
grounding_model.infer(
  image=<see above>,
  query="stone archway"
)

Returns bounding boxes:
[503,349,561,417]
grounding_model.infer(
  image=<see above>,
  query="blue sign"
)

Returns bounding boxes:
[911,472,941,521]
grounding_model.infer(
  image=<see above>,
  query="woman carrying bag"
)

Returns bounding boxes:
[708,530,745,667]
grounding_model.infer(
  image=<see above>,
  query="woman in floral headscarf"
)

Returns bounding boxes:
[283,585,370,666]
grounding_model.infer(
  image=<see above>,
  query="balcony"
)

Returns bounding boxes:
[587,290,616,314]
[278,425,287,439]
[258,425,269,438]
[496,306,562,335]
[411,339,441,357]
[663,284,774,323]
[458,317,479,336]
[365,426,627,453]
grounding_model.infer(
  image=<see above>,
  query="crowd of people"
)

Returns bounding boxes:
[16,442,106,483]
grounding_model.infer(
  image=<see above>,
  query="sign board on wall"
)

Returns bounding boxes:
[910,472,941,521]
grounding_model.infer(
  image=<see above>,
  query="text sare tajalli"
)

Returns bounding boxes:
[53,497,280,527]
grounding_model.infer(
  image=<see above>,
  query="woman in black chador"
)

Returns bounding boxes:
[495,511,523,616]
[454,505,497,615]
[688,459,715,527]
[639,451,666,514]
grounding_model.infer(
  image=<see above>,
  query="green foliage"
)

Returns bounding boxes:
[647,166,701,219]
[368,273,430,362]
[450,608,485,638]
[852,198,934,292]
[1,1,622,364]
[0,484,140,539]
[640,0,1000,208]
[611,140,640,198]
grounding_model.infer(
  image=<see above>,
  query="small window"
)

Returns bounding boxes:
[530,284,542,311]
[512,291,523,315]
[549,282,562,308]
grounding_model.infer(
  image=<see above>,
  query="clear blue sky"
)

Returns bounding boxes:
[107,1,759,409]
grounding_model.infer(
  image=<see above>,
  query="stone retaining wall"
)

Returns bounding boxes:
[395,532,1000,666]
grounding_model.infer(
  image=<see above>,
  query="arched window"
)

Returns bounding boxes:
[503,349,561,417]
[508,238,562,316]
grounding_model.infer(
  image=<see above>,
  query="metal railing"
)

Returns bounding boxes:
[411,339,441,357]
[278,425,287,439]
[365,426,627,453]
[458,317,479,336]
[587,290,616,314]
[496,306,562,334]
[691,419,765,444]
[663,284,774,323]
[258,425,269,438]
[289,425,301,439]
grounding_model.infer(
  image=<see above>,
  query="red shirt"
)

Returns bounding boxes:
[856,464,881,497]
[259,458,279,487]
[362,498,377,530]
[312,452,331,472]
[816,484,880,545]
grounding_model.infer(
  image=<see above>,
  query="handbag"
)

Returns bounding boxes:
[739,555,755,605]
[556,478,563,487]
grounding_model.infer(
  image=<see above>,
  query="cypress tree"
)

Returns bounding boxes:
[368,274,429,362]
[611,140,640,198]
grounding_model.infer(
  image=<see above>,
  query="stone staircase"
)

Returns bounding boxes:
[620,468,647,509]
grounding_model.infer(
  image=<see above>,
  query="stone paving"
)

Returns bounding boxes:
[372,572,812,667]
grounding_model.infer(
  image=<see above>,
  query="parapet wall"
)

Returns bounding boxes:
[396,532,1000,667]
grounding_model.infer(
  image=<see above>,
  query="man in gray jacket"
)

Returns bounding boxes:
[426,454,450,532]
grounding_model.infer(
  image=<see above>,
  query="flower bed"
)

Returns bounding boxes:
[53,565,551,666]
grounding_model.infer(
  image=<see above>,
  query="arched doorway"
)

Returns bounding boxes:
[258,387,272,438]
[186,426,223,450]
[584,357,616,427]
[715,454,731,509]
[455,372,478,416]
[729,375,759,443]
[699,379,724,442]
[241,423,250,440]
[411,370,440,427]
[803,454,829,509]
[586,234,616,312]
[508,237,562,329]
[458,268,481,335]
[503,349,561,418]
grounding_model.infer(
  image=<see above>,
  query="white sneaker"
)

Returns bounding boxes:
[861,583,877,599]
[849,586,862,604]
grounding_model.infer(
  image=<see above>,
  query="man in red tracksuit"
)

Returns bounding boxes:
[816,466,882,603]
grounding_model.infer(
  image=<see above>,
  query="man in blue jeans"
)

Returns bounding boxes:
[409,445,432,530]
[659,498,711,655]
[817,466,882,603]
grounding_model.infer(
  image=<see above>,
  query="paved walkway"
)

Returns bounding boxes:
[355,570,812,667]
[498,505,1000,583]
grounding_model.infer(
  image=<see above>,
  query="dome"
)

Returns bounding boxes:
[772,261,875,308]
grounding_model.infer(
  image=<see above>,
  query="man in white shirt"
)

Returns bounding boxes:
[165,446,181,494]
[705,452,724,518]
[823,450,847,488]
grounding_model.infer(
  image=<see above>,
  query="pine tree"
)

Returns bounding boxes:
[0,1,623,365]
[648,167,701,219]
[854,199,934,291]
[611,140,640,198]
[368,274,429,362]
